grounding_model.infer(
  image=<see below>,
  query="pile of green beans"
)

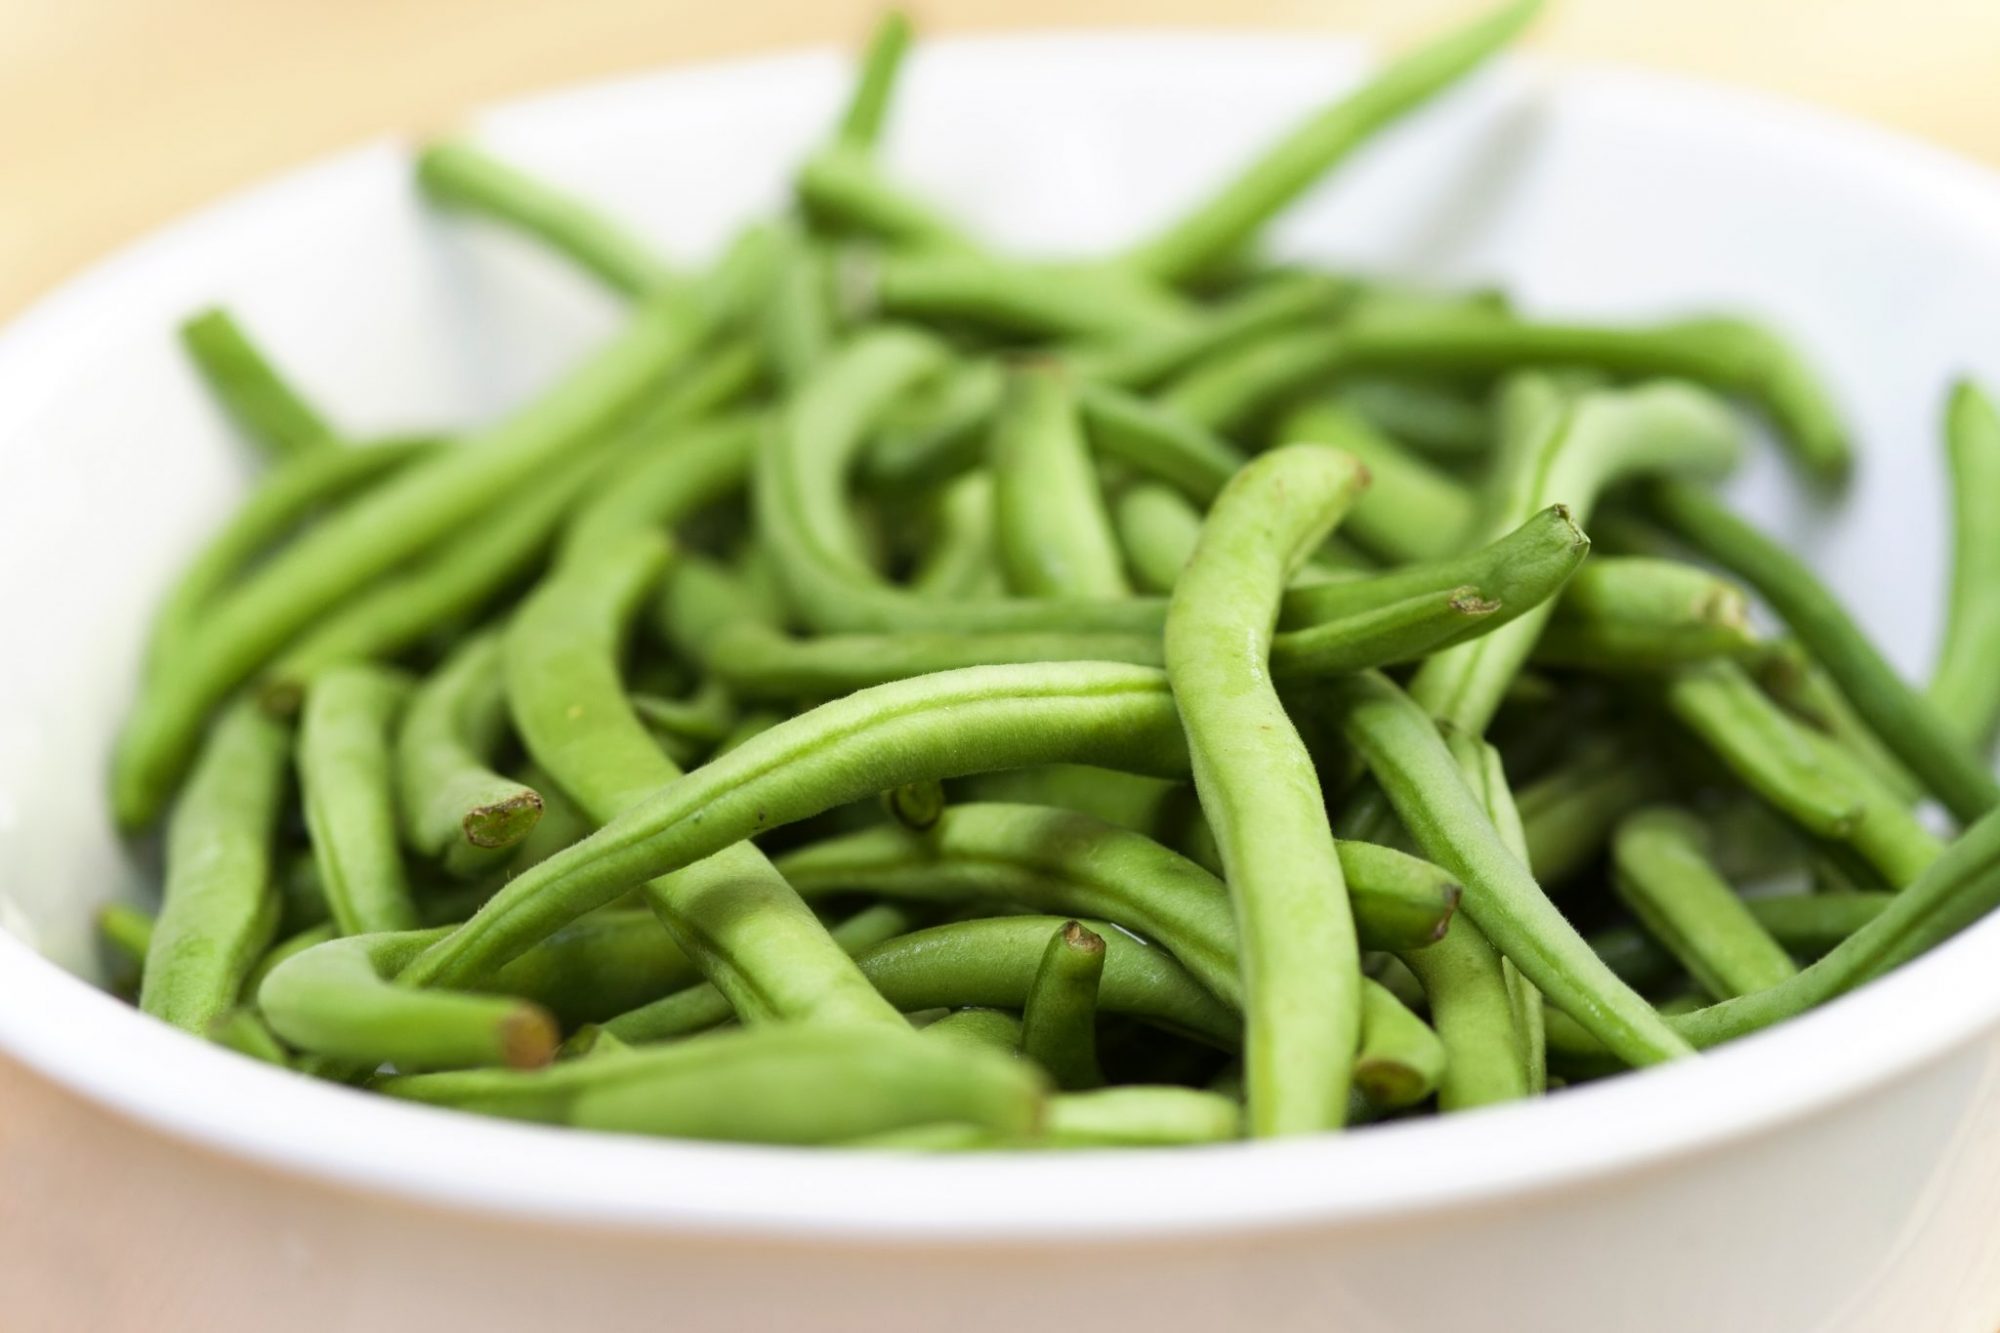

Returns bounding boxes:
[99,2,2000,1152]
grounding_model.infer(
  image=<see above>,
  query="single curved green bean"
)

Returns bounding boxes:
[1930,382,2000,748]
[1611,808,1798,1001]
[772,803,1459,979]
[378,1025,1045,1144]
[795,146,979,253]
[396,634,544,878]
[859,250,1195,343]
[1123,0,1542,284]
[990,364,1131,599]
[299,664,417,935]
[1115,482,1205,594]
[755,329,1166,633]
[1320,671,1693,1066]
[1675,803,2000,1048]
[632,681,738,760]
[910,471,1001,597]
[416,140,675,297]
[1167,443,1367,1136]
[1076,382,1247,504]
[1649,478,1999,823]
[698,620,1160,699]
[1070,271,1358,391]
[503,528,902,1032]
[558,412,760,564]
[1278,399,1478,561]
[180,307,338,461]
[400,662,1193,988]
[1448,729,1545,1094]
[1020,921,1108,1090]
[1662,657,1864,836]
[146,437,437,675]
[1410,378,1741,733]
[139,701,291,1033]
[114,295,708,828]
[836,10,913,151]
[261,926,559,1071]
[922,1007,1025,1055]
[1043,1086,1242,1146]
[1533,556,1756,669]
[1354,976,1448,1111]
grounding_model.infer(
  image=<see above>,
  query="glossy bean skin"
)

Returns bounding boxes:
[1167,443,1368,1136]
[140,701,292,1033]
[298,664,418,935]
[1649,478,2000,824]
[113,296,709,829]
[377,1025,1046,1145]
[179,307,338,461]
[1319,671,1693,1067]
[1020,921,1108,1090]
[501,528,901,1031]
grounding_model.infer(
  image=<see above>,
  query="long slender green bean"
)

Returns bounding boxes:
[836,10,913,151]
[1278,399,1478,561]
[1020,921,1108,1090]
[1043,1087,1242,1146]
[1533,556,1755,669]
[298,665,417,935]
[1123,0,1542,284]
[1650,478,2000,823]
[1930,381,2000,748]
[1399,915,1529,1110]
[1070,272,1356,390]
[1354,977,1448,1110]
[180,307,339,461]
[1168,443,1367,1135]
[923,1008,1026,1055]
[1611,807,1798,1000]
[796,147,979,253]
[1116,482,1205,594]
[1448,729,1546,1094]
[990,364,1131,599]
[139,701,291,1033]
[860,250,1195,343]
[1757,637,1922,804]
[396,634,544,878]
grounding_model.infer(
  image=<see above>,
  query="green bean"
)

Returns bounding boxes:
[922,1008,1025,1055]
[114,295,708,828]
[698,621,1154,699]
[910,472,1001,597]
[631,681,737,758]
[139,701,291,1033]
[1746,893,1894,956]
[416,141,674,297]
[1336,373,1490,459]
[1930,382,2000,747]
[1043,1087,1242,1146]
[759,227,837,392]
[1116,482,1204,594]
[1071,272,1357,390]
[1756,638,1921,804]
[1675,803,2000,1048]
[1337,308,1850,485]
[1516,739,1665,887]
[609,915,1235,1047]
[208,1008,293,1066]
[1020,921,1108,1090]
[772,803,1461,980]
[866,360,1006,494]
[146,437,437,675]
[1448,729,1546,1093]
[1399,915,1529,1110]
[951,766,1182,835]
[1123,0,1542,284]
[1533,556,1756,669]
[559,412,761,564]
[1158,325,1344,435]
[298,664,418,935]
[1320,671,1694,1065]
[245,922,338,996]
[504,527,902,1031]
[836,10,913,151]
[883,777,947,831]
[858,250,1195,343]
[180,307,338,461]
[1661,658,1864,838]
[990,364,1131,599]
[1794,726,1945,890]
[1278,400,1478,561]
[1611,808,1798,1001]
[842,1121,995,1151]
[395,634,544,878]
[378,1025,1045,1144]
[796,146,979,253]
[1649,478,1999,823]
[1354,977,1448,1111]
[261,926,558,1070]
[96,904,156,984]
[1167,443,1367,1135]
[1075,383,1246,504]
[1411,379,1741,733]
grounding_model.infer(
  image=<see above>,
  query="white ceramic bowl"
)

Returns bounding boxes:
[5,31,2000,1332]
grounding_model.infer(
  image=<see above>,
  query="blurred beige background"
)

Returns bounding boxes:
[4,0,2000,319]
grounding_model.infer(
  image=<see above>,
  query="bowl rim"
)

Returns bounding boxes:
[6,28,2000,1242]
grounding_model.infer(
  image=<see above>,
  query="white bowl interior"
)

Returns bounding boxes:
[4,32,2000,1234]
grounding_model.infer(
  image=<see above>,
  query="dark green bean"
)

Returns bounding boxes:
[1650,478,1999,823]
[298,664,418,935]
[1020,921,1108,1090]
[180,307,338,461]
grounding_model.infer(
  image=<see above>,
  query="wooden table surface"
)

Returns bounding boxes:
[3,1,1999,1325]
